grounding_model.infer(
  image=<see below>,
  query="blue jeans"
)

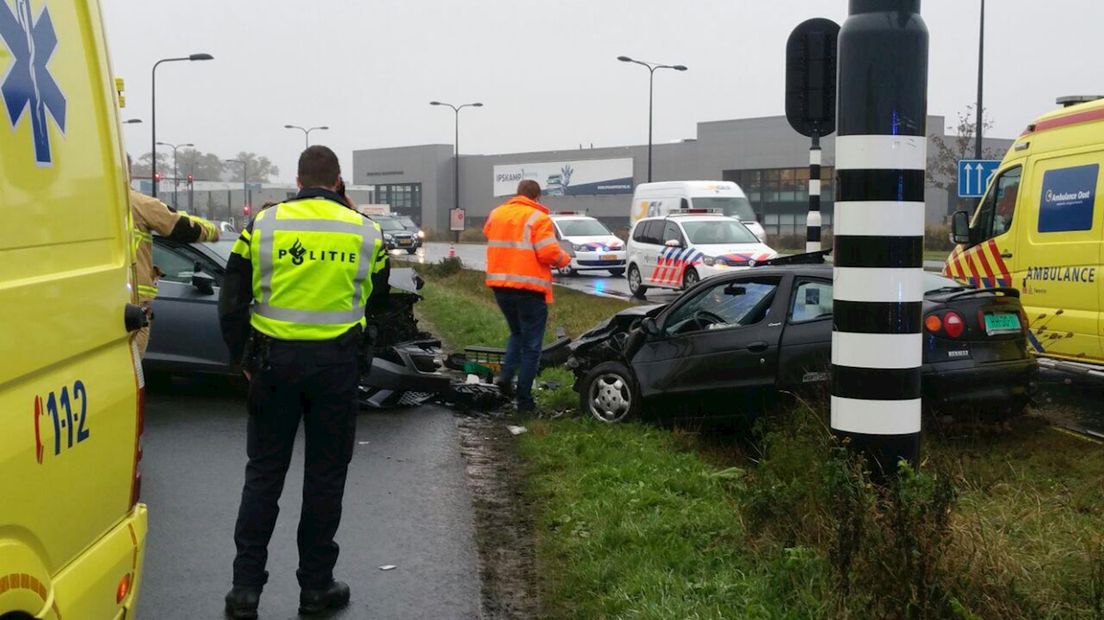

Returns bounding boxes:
[492,288,548,410]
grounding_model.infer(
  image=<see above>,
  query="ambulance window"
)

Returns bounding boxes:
[974,166,1021,241]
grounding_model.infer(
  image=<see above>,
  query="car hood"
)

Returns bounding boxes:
[563,235,624,249]
[697,243,776,264]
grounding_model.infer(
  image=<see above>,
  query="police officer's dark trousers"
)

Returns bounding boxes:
[232,335,359,590]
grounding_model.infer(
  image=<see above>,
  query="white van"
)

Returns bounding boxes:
[630,181,766,242]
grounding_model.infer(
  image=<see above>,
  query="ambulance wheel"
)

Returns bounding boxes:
[682,268,700,290]
[628,265,648,298]
[609,268,625,277]
[580,362,640,424]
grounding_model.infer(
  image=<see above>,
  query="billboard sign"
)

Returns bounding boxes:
[493,158,633,197]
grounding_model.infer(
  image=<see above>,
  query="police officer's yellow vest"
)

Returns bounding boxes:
[233,198,386,341]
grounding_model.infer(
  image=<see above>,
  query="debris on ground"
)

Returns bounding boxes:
[506,425,528,436]
[378,565,397,571]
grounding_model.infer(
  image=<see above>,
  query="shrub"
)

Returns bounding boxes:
[459,228,486,243]
[925,224,956,251]
[416,256,464,278]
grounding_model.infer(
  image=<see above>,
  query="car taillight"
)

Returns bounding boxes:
[943,311,965,338]
[924,315,943,333]
[130,340,145,508]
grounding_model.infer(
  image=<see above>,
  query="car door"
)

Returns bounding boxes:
[776,277,834,390]
[146,239,231,374]
[631,275,788,405]
[634,220,663,286]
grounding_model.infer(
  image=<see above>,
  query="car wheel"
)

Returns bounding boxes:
[609,268,625,277]
[406,248,418,255]
[682,267,700,290]
[628,264,648,298]
[581,361,640,424]
[559,265,577,277]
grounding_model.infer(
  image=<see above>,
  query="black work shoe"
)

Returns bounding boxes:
[299,580,351,615]
[224,586,261,619]
[495,379,515,399]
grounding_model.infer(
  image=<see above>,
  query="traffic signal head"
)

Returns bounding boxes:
[187,174,194,184]
[243,204,252,217]
[153,172,161,182]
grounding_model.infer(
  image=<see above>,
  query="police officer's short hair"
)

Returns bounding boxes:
[517,180,541,199]
[299,145,341,188]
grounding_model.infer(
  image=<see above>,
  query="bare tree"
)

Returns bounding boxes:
[226,152,279,183]
[928,105,1006,213]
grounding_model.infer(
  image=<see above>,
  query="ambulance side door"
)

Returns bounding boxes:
[1021,153,1104,362]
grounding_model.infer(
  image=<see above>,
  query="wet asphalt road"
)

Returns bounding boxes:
[137,379,480,619]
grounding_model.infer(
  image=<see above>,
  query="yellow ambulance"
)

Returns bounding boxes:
[946,96,1104,378]
[1,0,149,617]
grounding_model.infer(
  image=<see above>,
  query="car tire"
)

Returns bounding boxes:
[628,264,648,298]
[406,248,418,255]
[580,361,640,424]
[682,267,700,290]
[559,265,577,277]
[609,268,625,277]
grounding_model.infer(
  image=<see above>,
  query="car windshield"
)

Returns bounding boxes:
[558,219,610,237]
[374,217,406,232]
[681,220,759,245]
[398,217,417,228]
[691,196,756,221]
[924,272,970,292]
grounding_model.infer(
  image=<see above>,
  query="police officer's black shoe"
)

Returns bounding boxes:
[298,580,351,615]
[224,586,261,619]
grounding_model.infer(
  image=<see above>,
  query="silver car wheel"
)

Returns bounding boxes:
[628,266,642,292]
[588,372,632,423]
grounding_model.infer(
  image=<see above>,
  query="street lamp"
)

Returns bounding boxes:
[617,56,687,182]
[157,141,194,209]
[224,158,248,221]
[430,100,483,241]
[284,124,330,149]
[151,52,213,198]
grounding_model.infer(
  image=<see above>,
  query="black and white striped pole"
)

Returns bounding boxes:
[832,0,928,472]
[807,134,823,252]
[786,18,839,254]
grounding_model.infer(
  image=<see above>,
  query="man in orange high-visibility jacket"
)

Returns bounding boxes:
[484,179,571,412]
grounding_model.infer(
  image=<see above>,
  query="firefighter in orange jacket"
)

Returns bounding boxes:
[484,179,571,411]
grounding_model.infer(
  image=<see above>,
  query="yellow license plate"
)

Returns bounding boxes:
[601,254,617,261]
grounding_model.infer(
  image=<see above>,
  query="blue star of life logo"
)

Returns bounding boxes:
[0,0,66,166]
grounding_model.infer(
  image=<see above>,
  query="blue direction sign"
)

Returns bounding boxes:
[957,159,1000,198]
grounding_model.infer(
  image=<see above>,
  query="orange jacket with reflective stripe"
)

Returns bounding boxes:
[483,196,570,302]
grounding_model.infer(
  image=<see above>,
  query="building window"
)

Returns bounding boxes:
[723,167,835,241]
[374,183,422,222]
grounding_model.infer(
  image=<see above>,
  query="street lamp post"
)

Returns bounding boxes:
[617,56,687,183]
[151,53,213,198]
[224,159,248,221]
[975,0,985,159]
[284,124,330,149]
[430,101,483,242]
[157,141,193,209]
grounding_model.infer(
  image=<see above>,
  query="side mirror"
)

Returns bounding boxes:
[951,211,971,245]
[664,239,682,248]
[192,271,216,295]
[641,317,661,336]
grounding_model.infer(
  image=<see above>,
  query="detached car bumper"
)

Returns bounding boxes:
[921,357,1037,405]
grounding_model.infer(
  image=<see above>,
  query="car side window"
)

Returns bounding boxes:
[790,280,833,323]
[972,166,1021,242]
[639,220,662,245]
[665,278,781,335]
[632,221,647,243]
[152,241,200,284]
[662,221,683,245]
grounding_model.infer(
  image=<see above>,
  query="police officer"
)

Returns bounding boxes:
[218,146,389,619]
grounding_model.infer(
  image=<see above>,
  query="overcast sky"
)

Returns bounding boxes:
[102,0,1102,184]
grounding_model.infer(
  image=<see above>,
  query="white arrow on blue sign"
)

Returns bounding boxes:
[957,159,1001,198]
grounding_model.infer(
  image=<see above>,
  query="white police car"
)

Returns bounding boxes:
[550,213,627,276]
[625,211,776,297]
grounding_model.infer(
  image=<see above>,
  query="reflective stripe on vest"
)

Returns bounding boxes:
[486,212,545,250]
[485,272,552,289]
[252,202,382,328]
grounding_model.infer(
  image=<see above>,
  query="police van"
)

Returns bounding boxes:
[626,211,775,297]
[630,180,767,242]
[1,1,149,617]
[946,96,1104,377]
[549,212,626,276]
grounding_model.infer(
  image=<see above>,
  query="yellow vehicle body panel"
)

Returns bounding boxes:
[946,98,1104,366]
[0,0,147,617]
